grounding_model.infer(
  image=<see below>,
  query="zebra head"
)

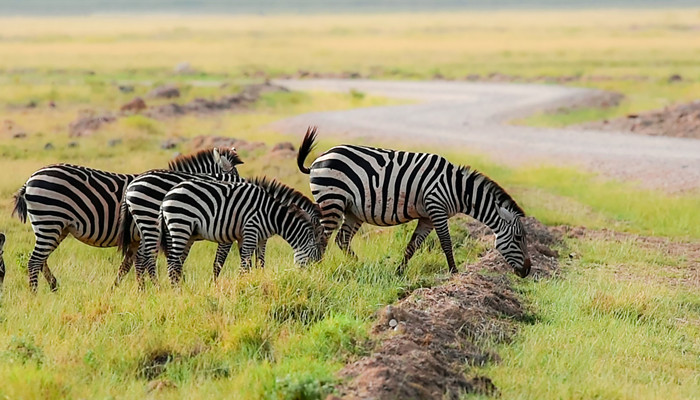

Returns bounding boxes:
[495,206,531,278]
[286,205,323,266]
[169,146,243,175]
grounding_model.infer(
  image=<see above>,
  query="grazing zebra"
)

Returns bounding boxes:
[12,147,242,292]
[0,233,5,289]
[117,170,324,287]
[296,127,531,278]
[158,178,323,286]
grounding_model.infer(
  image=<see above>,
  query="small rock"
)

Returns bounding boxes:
[668,74,682,83]
[389,319,398,328]
[49,101,56,108]
[118,85,134,93]
[12,132,27,139]
[148,85,180,99]
[160,139,178,150]
[271,142,295,152]
[174,62,195,74]
[67,141,79,148]
[26,100,38,108]
[107,138,122,147]
[120,97,147,113]
[44,142,54,150]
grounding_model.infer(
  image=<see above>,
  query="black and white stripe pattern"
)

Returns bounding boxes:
[117,172,324,287]
[296,128,531,277]
[12,148,242,292]
[0,233,6,289]
[159,178,322,286]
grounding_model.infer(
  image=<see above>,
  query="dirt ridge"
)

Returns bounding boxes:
[331,218,561,399]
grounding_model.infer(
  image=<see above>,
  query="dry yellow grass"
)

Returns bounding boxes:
[1,10,699,77]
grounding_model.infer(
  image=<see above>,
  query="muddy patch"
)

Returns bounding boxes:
[581,100,700,139]
[332,217,561,399]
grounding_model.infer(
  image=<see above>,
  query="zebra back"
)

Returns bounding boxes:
[168,147,243,175]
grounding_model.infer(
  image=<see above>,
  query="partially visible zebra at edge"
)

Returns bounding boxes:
[12,147,242,292]
[158,178,323,286]
[0,233,6,290]
[296,127,531,278]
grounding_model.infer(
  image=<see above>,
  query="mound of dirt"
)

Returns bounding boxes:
[68,113,116,137]
[144,82,288,119]
[581,100,700,139]
[188,136,267,153]
[332,217,561,399]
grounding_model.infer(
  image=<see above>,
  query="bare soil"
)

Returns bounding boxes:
[331,217,561,399]
[581,100,700,139]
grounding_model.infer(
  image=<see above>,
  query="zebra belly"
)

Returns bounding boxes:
[347,195,425,227]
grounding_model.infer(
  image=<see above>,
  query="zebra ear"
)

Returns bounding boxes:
[213,148,234,172]
[498,206,515,223]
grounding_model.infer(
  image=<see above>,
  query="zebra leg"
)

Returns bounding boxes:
[28,228,67,292]
[113,242,137,287]
[255,240,266,269]
[212,243,232,281]
[428,212,458,274]
[317,198,346,253]
[398,218,434,274]
[239,232,258,273]
[335,214,362,258]
[41,261,59,292]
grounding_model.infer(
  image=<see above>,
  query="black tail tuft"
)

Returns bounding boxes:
[158,214,170,258]
[12,185,28,223]
[297,126,318,175]
[116,200,134,256]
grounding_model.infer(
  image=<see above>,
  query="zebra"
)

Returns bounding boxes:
[0,233,6,289]
[116,167,324,287]
[12,147,242,292]
[296,127,531,278]
[158,178,323,286]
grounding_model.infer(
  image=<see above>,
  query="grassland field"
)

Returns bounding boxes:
[0,9,698,399]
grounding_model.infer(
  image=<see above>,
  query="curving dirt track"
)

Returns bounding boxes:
[271,79,700,193]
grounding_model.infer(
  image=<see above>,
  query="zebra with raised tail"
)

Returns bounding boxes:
[158,178,323,286]
[296,127,531,277]
[117,167,323,287]
[12,148,242,292]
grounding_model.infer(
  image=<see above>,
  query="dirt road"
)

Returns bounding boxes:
[271,79,700,192]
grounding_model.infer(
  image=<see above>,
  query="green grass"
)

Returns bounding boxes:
[1,10,699,399]
[474,238,700,400]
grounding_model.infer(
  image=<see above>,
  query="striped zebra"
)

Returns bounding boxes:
[12,148,242,292]
[0,233,6,289]
[158,178,323,286]
[296,127,531,278]
[116,168,323,287]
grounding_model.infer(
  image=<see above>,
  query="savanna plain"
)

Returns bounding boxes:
[0,9,698,399]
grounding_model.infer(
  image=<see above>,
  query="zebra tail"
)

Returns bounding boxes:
[116,200,133,256]
[12,185,28,223]
[157,213,170,258]
[297,126,318,174]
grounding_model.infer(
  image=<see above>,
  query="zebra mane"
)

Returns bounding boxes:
[457,165,525,217]
[168,147,243,172]
[250,176,322,222]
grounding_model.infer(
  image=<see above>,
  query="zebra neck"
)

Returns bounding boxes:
[273,210,306,251]
[459,171,503,232]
